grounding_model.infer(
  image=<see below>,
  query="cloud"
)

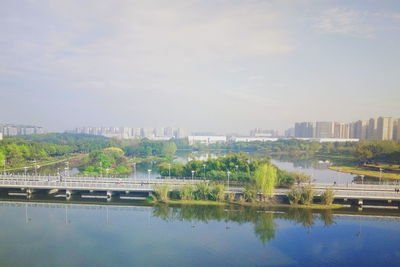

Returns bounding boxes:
[315,8,374,37]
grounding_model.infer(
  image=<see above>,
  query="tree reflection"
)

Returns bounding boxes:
[151,204,335,243]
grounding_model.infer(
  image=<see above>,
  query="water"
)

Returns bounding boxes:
[0,201,399,267]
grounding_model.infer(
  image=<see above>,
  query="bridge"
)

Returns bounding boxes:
[0,174,399,208]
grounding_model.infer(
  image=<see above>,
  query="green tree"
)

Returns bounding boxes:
[254,163,277,200]
[162,142,177,161]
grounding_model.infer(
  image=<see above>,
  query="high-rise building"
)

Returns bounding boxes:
[176,128,189,139]
[154,127,165,137]
[294,122,314,138]
[393,119,400,141]
[250,128,278,137]
[164,127,174,138]
[333,123,350,139]
[366,118,377,140]
[315,122,334,138]
[141,128,154,138]
[351,120,368,140]
[376,117,393,140]
[285,127,295,137]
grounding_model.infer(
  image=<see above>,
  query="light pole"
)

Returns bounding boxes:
[191,170,195,183]
[168,163,171,179]
[203,164,206,180]
[360,174,365,185]
[2,160,5,175]
[133,162,137,179]
[148,169,152,184]
[33,160,37,176]
[24,166,28,176]
[379,168,383,185]
[227,171,231,192]
[100,162,103,178]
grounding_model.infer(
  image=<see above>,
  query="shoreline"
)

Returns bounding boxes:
[330,166,400,180]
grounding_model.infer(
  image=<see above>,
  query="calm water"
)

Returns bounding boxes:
[1,201,399,267]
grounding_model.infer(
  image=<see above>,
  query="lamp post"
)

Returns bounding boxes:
[191,170,195,183]
[379,168,383,185]
[33,160,37,176]
[227,171,231,192]
[100,162,103,178]
[203,164,206,180]
[360,174,365,185]
[24,166,28,176]
[168,163,171,179]
[148,169,152,184]
[2,160,5,175]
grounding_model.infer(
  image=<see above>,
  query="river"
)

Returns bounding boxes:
[0,200,399,267]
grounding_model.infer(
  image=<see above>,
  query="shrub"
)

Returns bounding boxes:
[211,184,226,202]
[154,185,170,202]
[244,183,258,202]
[321,187,335,205]
[194,182,211,200]
[180,184,194,200]
[300,186,314,205]
[287,188,302,205]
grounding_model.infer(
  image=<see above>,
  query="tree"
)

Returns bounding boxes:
[162,142,177,161]
[254,163,277,200]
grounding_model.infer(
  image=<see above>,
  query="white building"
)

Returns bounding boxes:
[231,137,278,142]
[188,135,227,145]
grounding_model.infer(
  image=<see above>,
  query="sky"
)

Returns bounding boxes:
[1,0,400,134]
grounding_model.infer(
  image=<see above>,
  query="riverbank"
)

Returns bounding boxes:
[153,199,344,209]
[330,166,400,180]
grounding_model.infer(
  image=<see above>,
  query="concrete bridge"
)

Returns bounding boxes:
[0,174,399,208]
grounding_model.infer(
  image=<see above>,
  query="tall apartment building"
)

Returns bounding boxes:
[376,117,393,140]
[0,124,45,137]
[366,118,377,140]
[393,119,400,141]
[294,122,314,138]
[350,120,368,140]
[315,121,334,138]
[176,128,190,139]
[334,123,350,139]
[154,127,165,137]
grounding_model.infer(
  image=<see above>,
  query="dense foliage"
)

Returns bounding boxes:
[0,138,72,166]
[79,147,130,175]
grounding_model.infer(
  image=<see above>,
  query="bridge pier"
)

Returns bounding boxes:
[106,191,112,200]
[66,190,72,200]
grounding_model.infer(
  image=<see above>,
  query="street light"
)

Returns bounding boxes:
[100,162,103,178]
[148,169,152,184]
[379,168,383,185]
[168,163,171,179]
[2,160,5,175]
[360,174,365,185]
[203,164,206,179]
[133,162,137,179]
[227,171,231,192]
[191,170,195,183]
[24,166,28,176]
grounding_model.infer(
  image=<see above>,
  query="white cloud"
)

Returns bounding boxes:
[315,8,374,37]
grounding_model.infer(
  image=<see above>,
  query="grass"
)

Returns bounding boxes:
[330,166,400,180]
[364,163,400,172]
[164,200,226,206]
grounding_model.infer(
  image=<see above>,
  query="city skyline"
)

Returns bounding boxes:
[1,1,400,133]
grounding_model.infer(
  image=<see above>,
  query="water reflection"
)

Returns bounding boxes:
[151,204,336,244]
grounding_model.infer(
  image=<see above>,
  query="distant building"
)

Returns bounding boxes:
[315,122,334,138]
[0,124,45,137]
[294,122,314,138]
[250,128,277,137]
[231,137,278,142]
[188,135,226,145]
[393,119,400,141]
[376,117,394,140]
[366,118,377,140]
[351,120,368,140]
[0,132,3,140]
[176,128,190,139]
[334,123,350,139]
[285,127,295,138]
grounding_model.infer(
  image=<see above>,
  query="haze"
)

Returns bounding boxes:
[1,0,399,134]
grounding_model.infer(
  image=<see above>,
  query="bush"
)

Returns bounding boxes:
[300,186,314,205]
[154,185,169,202]
[180,185,194,200]
[194,182,211,200]
[287,188,302,205]
[244,183,258,202]
[211,184,226,202]
[321,187,335,205]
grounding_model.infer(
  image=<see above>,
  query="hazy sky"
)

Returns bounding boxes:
[1,0,399,134]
